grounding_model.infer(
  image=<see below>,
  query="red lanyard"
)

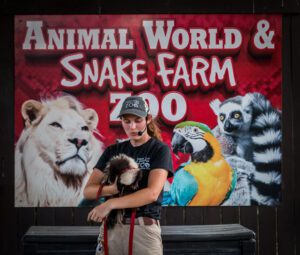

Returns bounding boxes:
[103,209,136,255]
[128,209,137,255]
[97,184,137,255]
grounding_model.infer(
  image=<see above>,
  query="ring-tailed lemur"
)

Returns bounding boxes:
[210,92,281,205]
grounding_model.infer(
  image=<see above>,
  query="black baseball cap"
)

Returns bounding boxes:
[118,96,149,118]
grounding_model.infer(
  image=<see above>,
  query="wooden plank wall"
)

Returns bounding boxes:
[0,1,300,255]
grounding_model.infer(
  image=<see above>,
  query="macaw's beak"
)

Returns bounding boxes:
[171,132,193,155]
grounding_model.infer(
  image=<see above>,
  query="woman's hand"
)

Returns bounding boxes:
[87,200,114,223]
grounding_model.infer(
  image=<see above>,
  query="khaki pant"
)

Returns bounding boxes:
[96,222,163,255]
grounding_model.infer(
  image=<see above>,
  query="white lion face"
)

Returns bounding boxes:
[20,96,101,178]
[15,96,103,206]
[31,107,92,176]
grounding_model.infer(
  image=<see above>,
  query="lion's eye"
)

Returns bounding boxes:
[81,126,89,131]
[50,122,62,128]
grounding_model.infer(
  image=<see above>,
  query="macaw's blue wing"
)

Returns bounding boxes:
[162,190,174,206]
[170,167,198,206]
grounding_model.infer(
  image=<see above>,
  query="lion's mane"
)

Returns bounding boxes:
[15,95,104,207]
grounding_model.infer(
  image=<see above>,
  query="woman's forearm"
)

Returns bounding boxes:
[107,169,168,210]
[83,184,118,199]
[108,187,158,210]
[87,170,168,222]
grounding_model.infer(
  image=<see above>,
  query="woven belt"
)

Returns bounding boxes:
[122,216,158,225]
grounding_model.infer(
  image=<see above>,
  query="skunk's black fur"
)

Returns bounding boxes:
[101,154,142,229]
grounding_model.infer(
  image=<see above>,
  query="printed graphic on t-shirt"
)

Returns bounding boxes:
[136,157,151,170]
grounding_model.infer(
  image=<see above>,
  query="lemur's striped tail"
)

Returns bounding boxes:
[249,93,281,205]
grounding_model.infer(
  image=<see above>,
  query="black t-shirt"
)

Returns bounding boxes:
[95,138,173,220]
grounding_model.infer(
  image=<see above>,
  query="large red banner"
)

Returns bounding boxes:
[14,15,282,207]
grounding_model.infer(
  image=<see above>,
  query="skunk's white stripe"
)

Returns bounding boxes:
[120,169,139,186]
[253,112,280,128]
[252,129,281,145]
[253,148,281,163]
[253,171,281,185]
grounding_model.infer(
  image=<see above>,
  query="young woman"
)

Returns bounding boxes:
[84,96,173,255]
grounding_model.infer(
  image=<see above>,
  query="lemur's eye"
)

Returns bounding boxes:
[81,126,89,131]
[234,113,241,119]
[50,122,62,128]
[219,114,225,121]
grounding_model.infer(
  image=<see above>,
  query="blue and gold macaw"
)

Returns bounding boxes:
[163,121,236,206]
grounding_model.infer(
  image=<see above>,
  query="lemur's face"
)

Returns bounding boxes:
[218,101,253,136]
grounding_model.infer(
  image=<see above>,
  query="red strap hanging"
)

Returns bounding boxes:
[102,209,136,255]
[128,208,136,255]
[97,185,136,255]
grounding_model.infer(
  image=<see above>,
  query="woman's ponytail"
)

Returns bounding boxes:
[146,116,162,141]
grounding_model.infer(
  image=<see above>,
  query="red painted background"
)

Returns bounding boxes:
[14,15,282,170]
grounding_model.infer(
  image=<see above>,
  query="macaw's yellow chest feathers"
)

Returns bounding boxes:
[184,159,232,205]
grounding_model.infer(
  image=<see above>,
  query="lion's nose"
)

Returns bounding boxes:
[68,138,88,149]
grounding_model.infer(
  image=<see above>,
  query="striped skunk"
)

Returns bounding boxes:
[210,92,281,205]
[102,154,142,228]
